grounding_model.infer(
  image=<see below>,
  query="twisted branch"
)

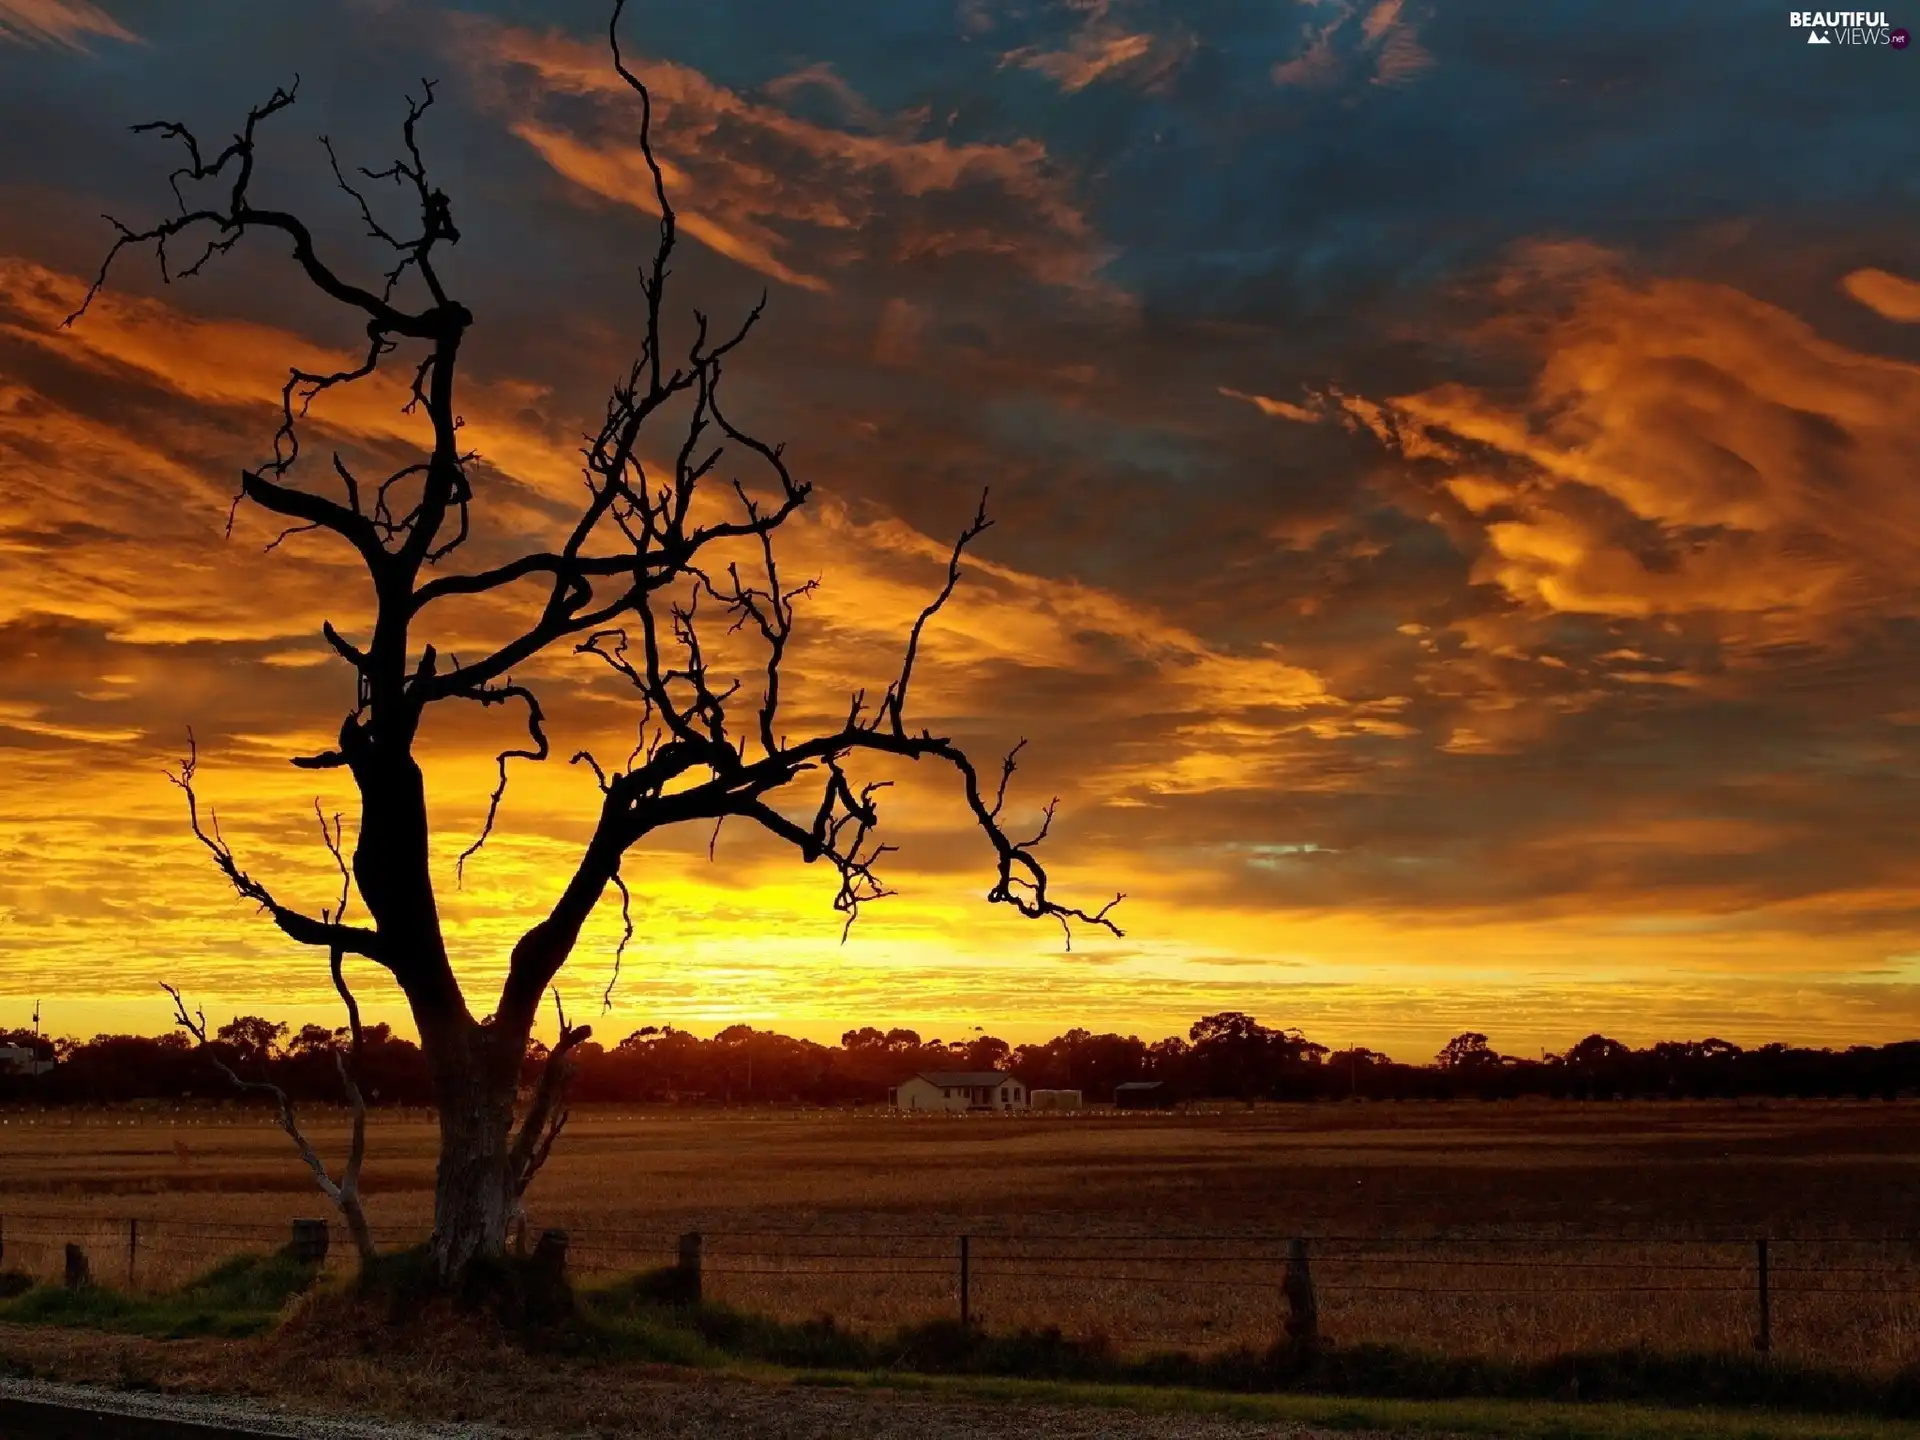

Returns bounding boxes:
[166,732,384,965]
[508,989,590,1202]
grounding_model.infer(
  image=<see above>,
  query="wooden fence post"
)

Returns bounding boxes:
[290,1218,329,1265]
[1754,1237,1771,1355]
[959,1235,971,1329]
[525,1229,571,1323]
[532,1229,568,1280]
[127,1218,138,1287]
[1283,1237,1319,1350]
[63,1242,90,1290]
[677,1230,703,1305]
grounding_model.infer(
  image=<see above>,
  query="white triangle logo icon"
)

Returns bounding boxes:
[1807,29,1831,42]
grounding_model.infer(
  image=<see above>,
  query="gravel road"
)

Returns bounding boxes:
[0,1375,516,1438]
[0,1372,1411,1439]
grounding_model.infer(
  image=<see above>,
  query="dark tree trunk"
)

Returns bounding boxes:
[420,1015,525,1282]
[349,750,531,1285]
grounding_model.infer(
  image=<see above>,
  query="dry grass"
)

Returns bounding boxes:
[4,1099,1920,1374]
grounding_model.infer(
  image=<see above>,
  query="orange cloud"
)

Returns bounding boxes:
[1000,1,1193,94]
[1220,384,1322,424]
[1274,0,1433,90]
[1,258,569,488]
[1010,30,1154,91]
[1360,0,1434,84]
[458,18,1113,296]
[0,0,133,50]
[508,122,832,293]
[0,257,594,649]
[1333,263,1920,642]
[1844,267,1920,323]
[2,253,1343,768]
[0,247,1395,1034]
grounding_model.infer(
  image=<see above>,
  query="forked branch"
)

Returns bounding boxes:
[163,968,377,1265]
[166,732,385,966]
[507,990,591,1205]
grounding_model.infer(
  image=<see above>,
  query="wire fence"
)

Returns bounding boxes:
[5,1212,1920,1372]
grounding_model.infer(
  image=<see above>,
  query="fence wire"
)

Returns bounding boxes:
[5,1214,1920,1361]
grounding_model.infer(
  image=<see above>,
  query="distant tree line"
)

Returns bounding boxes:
[4,1012,1918,1107]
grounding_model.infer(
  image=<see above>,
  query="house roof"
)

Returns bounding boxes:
[909,1071,1019,1087]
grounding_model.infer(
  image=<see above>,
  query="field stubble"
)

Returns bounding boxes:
[3,1099,1919,1374]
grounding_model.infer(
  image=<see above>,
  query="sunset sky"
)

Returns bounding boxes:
[2,0,1919,1061]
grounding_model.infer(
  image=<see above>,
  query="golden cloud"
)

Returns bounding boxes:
[2,253,1342,764]
[0,257,589,649]
[1335,264,1920,641]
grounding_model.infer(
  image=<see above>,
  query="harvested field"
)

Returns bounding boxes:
[4,1100,1919,1374]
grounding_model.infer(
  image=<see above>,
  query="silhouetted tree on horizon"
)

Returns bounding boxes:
[1436,1032,1501,1071]
[9,1011,1920,1109]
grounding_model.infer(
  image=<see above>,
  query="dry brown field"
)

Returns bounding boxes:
[4,1098,1919,1373]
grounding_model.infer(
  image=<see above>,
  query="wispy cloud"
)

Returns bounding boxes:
[1219,385,1322,424]
[458,18,1114,297]
[0,0,133,50]
[1844,267,1920,323]
[1000,0,1193,94]
[1273,0,1433,90]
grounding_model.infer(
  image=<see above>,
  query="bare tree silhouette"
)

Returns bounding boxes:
[70,0,1119,1283]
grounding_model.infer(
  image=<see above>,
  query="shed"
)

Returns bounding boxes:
[1029,1088,1083,1110]
[890,1071,1028,1112]
[1113,1081,1174,1109]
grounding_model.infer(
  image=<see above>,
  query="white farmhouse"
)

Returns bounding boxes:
[890,1070,1027,1112]
[0,1044,52,1077]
